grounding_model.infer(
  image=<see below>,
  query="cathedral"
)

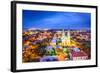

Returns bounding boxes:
[61,29,71,47]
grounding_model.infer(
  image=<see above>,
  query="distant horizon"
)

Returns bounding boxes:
[23,27,90,32]
[23,10,91,31]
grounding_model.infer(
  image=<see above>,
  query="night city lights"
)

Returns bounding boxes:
[22,10,91,63]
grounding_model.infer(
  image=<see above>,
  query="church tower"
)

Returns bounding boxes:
[67,30,71,46]
[61,29,71,46]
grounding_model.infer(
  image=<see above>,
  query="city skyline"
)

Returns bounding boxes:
[23,10,91,30]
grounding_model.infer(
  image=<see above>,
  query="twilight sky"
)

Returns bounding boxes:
[22,10,91,30]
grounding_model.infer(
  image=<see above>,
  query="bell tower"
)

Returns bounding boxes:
[67,30,71,46]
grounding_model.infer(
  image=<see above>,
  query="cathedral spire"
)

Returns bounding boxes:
[67,30,71,46]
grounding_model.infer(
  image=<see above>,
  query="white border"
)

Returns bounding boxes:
[16,3,96,70]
